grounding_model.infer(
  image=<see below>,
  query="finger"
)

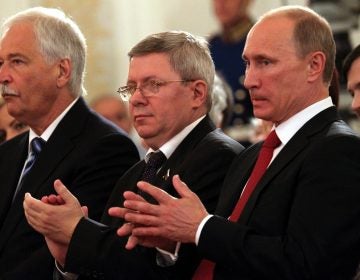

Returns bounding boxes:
[123,199,159,216]
[172,175,193,198]
[81,206,88,217]
[24,192,44,213]
[53,179,78,204]
[56,195,65,205]
[124,211,159,226]
[131,226,162,238]
[108,206,128,219]
[23,193,47,231]
[136,181,175,204]
[125,235,139,250]
[123,191,146,202]
[47,194,59,205]
[116,222,133,237]
[40,196,50,204]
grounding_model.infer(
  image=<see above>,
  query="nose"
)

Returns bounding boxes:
[0,62,11,85]
[129,87,147,106]
[243,66,259,90]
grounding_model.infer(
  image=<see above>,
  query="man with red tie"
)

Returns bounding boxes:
[116,5,360,279]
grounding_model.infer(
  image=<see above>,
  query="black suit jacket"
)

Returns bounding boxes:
[0,98,139,280]
[197,107,360,279]
[63,116,244,279]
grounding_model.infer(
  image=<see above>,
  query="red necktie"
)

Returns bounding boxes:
[192,130,281,280]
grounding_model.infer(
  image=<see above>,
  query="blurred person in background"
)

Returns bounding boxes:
[308,0,360,84]
[209,0,254,133]
[90,93,146,158]
[343,44,360,117]
[0,99,28,143]
[209,73,233,129]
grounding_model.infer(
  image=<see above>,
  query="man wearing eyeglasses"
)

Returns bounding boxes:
[24,31,243,279]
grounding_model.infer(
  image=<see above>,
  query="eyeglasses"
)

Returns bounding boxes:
[116,79,193,101]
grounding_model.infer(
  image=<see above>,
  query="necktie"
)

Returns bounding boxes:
[229,130,281,221]
[192,130,281,280]
[142,151,167,184]
[13,137,46,200]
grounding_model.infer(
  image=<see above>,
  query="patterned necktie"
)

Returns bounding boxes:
[192,130,281,280]
[13,137,46,200]
[142,151,167,184]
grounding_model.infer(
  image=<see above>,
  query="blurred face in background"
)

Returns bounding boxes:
[213,0,251,28]
[346,57,360,117]
[91,96,132,133]
[0,103,28,143]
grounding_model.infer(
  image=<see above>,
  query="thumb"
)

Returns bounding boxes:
[81,206,89,217]
[53,179,77,204]
[172,175,192,198]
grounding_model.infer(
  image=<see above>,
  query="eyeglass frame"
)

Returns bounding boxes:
[116,79,195,101]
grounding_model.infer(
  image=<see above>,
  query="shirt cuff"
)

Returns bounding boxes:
[195,214,213,245]
[55,260,79,280]
[156,242,181,267]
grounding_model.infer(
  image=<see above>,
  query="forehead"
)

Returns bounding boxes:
[128,53,178,79]
[0,22,37,55]
[243,16,296,58]
[347,58,360,86]
[348,57,360,77]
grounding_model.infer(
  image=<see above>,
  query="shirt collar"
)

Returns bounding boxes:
[275,97,333,146]
[145,115,206,162]
[28,97,79,151]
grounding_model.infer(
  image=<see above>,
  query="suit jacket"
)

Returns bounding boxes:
[197,107,360,279]
[62,116,244,279]
[0,98,139,280]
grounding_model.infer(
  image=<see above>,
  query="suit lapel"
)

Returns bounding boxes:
[0,134,28,228]
[238,107,340,224]
[215,144,259,218]
[157,116,215,195]
[0,98,89,249]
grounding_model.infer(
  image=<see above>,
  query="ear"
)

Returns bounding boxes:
[56,58,71,88]
[307,51,326,83]
[191,80,208,109]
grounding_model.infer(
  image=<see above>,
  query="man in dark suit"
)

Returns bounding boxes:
[116,6,360,279]
[0,7,139,280]
[23,31,243,279]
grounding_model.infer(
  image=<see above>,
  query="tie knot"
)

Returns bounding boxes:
[147,151,166,169]
[31,137,46,156]
[263,130,281,149]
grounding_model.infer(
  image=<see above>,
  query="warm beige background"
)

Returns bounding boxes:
[0,0,359,103]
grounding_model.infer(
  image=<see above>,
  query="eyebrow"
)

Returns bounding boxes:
[7,53,29,60]
[127,75,159,85]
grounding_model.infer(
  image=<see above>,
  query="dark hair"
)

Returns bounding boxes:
[342,44,360,83]
[329,68,339,107]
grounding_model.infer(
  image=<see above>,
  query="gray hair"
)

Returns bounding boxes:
[260,6,336,84]
[209,74,232,128]
[1,7,87,96]
[128,31,215,111]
